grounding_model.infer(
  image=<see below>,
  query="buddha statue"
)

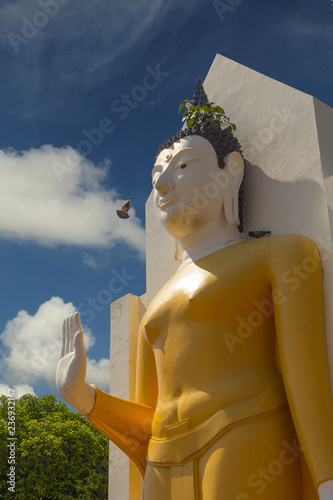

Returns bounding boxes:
[56,79,333,499]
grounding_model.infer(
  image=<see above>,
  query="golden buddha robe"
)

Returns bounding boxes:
[88,234,333,499]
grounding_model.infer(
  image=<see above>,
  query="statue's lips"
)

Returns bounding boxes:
[159,193,181,210]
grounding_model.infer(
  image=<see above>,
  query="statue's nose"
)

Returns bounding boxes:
[154,169,175,195]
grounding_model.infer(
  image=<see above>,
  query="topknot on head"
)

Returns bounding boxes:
[155,77,242,168]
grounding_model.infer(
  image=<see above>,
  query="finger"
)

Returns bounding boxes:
[70,312,82,353]
[61,318,66,358]
[69,313,76,353]
[73,311,82,334]
[64,315,70,355]
[73,329,86,358]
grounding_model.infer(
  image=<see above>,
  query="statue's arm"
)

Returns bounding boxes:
[56,312,155,477]
[270,235,333,493]
[88,318,157,477]
[86,387,154,477]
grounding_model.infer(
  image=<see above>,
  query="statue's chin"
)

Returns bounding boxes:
[158,207,206,241]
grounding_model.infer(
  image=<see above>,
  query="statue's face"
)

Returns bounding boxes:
[152,135,225,239]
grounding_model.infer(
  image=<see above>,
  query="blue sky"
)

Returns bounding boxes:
[0,0,332,400]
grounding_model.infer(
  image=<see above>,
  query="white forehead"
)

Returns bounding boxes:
[154,135,217,167]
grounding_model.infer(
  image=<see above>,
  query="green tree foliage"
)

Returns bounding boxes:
[0,393,109,499]
[179,99,237,133]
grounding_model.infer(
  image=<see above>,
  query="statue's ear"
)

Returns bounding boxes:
[223,152,244,226]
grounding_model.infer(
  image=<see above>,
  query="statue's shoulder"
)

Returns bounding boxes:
[265,233,321,266]
[267,233,318,252]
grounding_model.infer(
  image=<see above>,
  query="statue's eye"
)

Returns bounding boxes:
[180,163,187,169]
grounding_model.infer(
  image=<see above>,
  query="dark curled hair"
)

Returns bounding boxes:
[155,124,245,232]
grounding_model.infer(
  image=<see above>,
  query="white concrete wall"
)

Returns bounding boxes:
[108,294,144,500]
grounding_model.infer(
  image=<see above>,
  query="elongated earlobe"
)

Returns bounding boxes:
[223,152,244,226]
[224,191,239,225]
[175,239,183,260]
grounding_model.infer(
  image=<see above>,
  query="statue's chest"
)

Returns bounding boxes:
[143,260,250,347]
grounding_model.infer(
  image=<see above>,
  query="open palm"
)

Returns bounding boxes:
[56,312,95,415]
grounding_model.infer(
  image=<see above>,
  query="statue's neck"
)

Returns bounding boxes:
[178,219,244,269]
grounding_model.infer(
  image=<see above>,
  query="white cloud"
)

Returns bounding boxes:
[0,384,36,398]
[0,145,145,254]
[0,297,110,393]
[86,358,110,389]
[82,253,101,269]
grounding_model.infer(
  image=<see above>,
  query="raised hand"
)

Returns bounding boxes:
[56,312,96,415]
